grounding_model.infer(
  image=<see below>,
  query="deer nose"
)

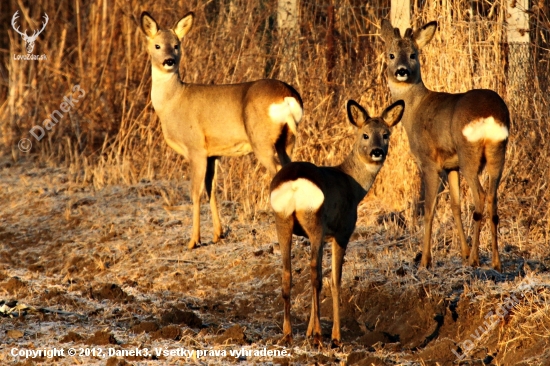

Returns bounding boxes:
[163,59,175,67]
[395,68,410,77]
[370,148,385,161]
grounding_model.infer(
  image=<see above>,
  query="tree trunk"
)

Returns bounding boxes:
[390,0,410,36]
[507,0,531,112]
[277,0,299,82]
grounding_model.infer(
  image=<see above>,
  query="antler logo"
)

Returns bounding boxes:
[11,11,49,54]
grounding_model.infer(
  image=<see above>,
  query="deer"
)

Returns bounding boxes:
[11,11,49,54]
[140,12,303,249]
[270,99,404,346]
[380,19,510,272]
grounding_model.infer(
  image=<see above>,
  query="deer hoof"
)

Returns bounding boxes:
[212,230,226,243]
[420,255,432,268]
[313,334,323,348]
[187,239,199,250]
[280,334,293,345]
[469,257,480,268]
[330,339,342,349]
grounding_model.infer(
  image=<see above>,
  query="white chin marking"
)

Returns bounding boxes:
[396,75,408,81]
[462,117,509,142]
[270,178,324,218]
[371,155,383,162]
[365,163,382,174]
[268,97,302,135]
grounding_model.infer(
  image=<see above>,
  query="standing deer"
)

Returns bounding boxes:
[270,99,404,346]
[380,20,510,272]
[141,12,303,249]
[11,11,49,54]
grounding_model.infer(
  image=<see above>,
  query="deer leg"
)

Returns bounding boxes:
[300,211,324,346]
[275,214,294,344]
[462,168,486,268]
[485,144,505,272]
[253,144,280,176]
[421,168,441,268]
[448,170,470,264]
[205,157,223,243]
[330,236,348,347]
[415,176,426,219]
[188,156,207,249]
[486,173,502,272]
[307,237,324,346]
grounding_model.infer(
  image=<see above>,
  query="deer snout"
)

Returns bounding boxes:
[163,58,175,67]
[395,67,410,81]
[370,148,385,162]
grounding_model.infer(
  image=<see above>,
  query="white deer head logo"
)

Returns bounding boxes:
[11,11,49,54]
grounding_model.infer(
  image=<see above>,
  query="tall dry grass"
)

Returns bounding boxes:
[0,0,549,244]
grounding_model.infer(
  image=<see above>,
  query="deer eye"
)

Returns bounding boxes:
[363,134,369,140]
[410,53,416,59]
[383,133,390,140]
[174,45,179,50]
[155,45,160,49]
[389,54,395,60]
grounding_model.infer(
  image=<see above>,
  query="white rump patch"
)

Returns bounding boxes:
[268,97,303,135]
[462,117,509,142]
[270,178,324,218]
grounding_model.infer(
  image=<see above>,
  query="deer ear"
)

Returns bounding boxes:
[174,12,194,40]
[381,19,400,42]
[141,12,159,38]
[347,100,370,128]
[413,21,437,49]
[381,100,405,127]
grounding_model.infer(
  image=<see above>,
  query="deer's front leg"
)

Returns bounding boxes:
[188,155,207,249]
[330,237,347,347]
[421,167,441,268]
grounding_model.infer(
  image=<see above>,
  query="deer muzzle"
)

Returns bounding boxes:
[163,58,175,67]
[370,148,385,162]
[395,67,410,81]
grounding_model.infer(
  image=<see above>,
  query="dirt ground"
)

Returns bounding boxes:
[1,160,549,365]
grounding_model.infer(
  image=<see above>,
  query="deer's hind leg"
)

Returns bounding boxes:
[205,156,223,243]
[484,141,507,272]
[459,144,486,268]
[448,170,470,263]
[295,209,325,346]
[275,213,295,344]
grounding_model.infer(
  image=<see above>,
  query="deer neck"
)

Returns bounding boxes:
[337,149,381,199]
[150,65,185,112]
[388,78,429,132]
[389,78,429,106]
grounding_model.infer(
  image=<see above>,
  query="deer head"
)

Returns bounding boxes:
[12,11,49,54]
